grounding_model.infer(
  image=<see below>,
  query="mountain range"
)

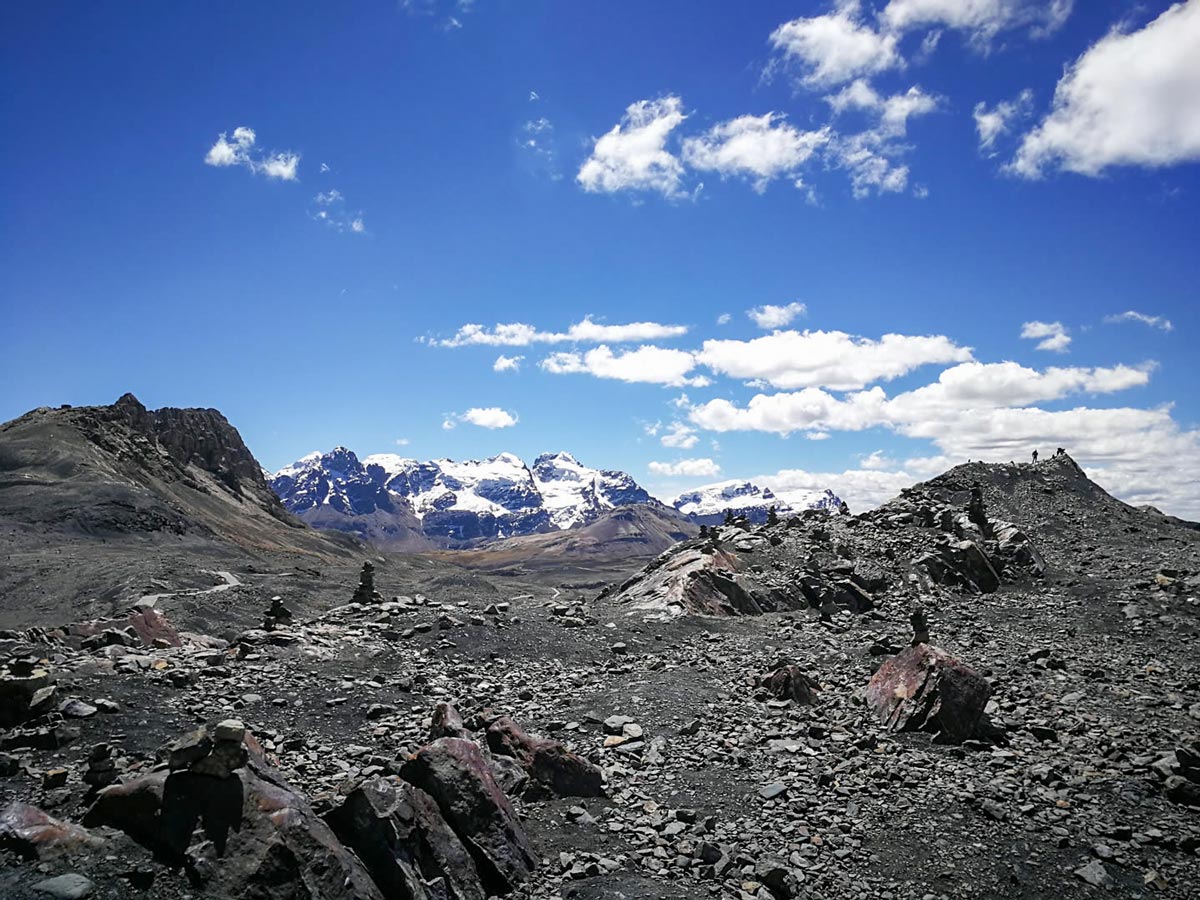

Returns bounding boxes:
[269,448,844,548]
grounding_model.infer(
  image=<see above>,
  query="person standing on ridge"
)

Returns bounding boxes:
[1032,449,1039,463]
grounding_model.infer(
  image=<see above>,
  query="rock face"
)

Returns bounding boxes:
[866,644,992,743]
[400,738,537,895]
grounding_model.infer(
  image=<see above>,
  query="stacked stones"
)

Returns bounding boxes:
[83,743,118,792]
[262,595,293,631]
[350,561,382,604]
[167,719,248,778]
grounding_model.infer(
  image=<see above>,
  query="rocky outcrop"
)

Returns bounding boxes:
[400,738,537,895]
[325,776,486,900]
[866,644,992,744]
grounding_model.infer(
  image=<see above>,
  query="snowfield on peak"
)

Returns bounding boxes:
[269,448,841,546]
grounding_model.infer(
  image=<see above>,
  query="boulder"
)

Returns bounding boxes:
[759,665,819,705]
[866,644,992,743]
[0,802,104,859]
[400,737,536,895]
[325,775,486,900]
[429,701,469,741]
[85,733,383,899]
[485,716,604,798]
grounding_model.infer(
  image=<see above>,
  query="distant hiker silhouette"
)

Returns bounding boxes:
[1032,449,1039,463]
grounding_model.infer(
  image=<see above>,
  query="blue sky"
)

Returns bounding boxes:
[2,1,1198,515]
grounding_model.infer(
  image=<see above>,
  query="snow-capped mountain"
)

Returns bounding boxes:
[271,449,843,546]
[530,451,652,529]
[671,480,845,526]
[270,448,657,546]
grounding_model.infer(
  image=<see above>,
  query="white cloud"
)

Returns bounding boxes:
[973,89,1034,154]
[1011,2,1200,178]
[687,360,1151,437]
[697,329,972,390]
[716,313,732,326]
[434,316,688,347]
[747,301,808,329]
[459,407,518,429]
[769,4,903,88]
[577,96,688,197]
[882,0,1073,43]
[681,113,831,192]
[205,126,300,181]
[394,437,410,446]
[858,450,897,470]
[1020,320,1071,352]
[310,189,366,234]
[689,387,889,436]
[828,82,939,137]
[541,345,707,388]
[649,458,722,478]
[823,83,939,197]
[258,152,300,181]
[493,354,523,372]
[1104,310,1175,332]
[660,421,699,449]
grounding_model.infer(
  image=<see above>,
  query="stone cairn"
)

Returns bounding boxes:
[262,595,293,631]
[351,562,382,604]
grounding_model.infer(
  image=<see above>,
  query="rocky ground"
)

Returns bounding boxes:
[1,456,1198,899]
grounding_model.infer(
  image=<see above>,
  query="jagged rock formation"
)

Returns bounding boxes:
[606,465,1048,620]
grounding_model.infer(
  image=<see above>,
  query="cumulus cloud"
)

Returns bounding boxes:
[973,89,1034,154]
[697,329,972,390]
[769,4,903,88]
[541,345,707,387]
[577,96,688,197]
[205,126,300,181]
[747,302,808,329]
[881,0,1073,43]
[827,82,939,138]
[681,114,830,192]
[493,354,523,372]
[445,407,518,429]
[1020,320,1071,352]
[660,421,699,449]
[649,458,722,477]
[687,360,1151,437]
[1103,310,1175,332]
[434,316,688,347]
[1011,2,1200,178]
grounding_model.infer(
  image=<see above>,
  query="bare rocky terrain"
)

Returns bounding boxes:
[1,398,1198,900]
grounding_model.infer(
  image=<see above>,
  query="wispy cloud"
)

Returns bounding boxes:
[443,407,518,429]
[649,458,721,477]
[1020,320,1070,352]
[205,126,300,181]
[432,316,689,347]
[747,301,807,329]
[1103,310,1174,332]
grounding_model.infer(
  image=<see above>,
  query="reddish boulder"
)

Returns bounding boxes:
[0,802,104,859]
[866,644,991,743]
[401,737,536,895]
[485,716,604,798]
